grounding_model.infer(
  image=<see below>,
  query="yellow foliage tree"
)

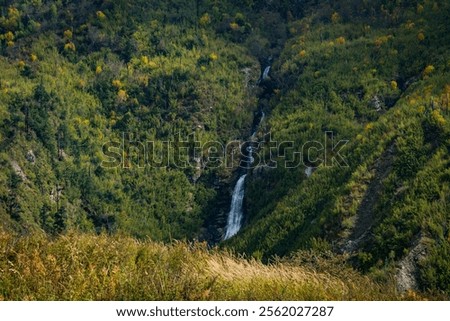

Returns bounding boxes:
[331,12,340,24]
[365,123,374,132]
[423,65,435,76]
[96,11,106,20]
[0,7,20,29]
[229,22,239,31]
[336,36,346,45]
[147,60,158,69]
[141,56,149,65]
[209,53,218,61]
[64,29,73,39]
[417,32,425,42]
[137,75,149,86]
[405,21,415,30]
[64,42,76,51]
[8,7,20,19]
[4,31,14,41]
[112,80,123,88]
[431,110,446,127]
[199,13,211,26]
[374,36,390,47]
[117,89,127,102]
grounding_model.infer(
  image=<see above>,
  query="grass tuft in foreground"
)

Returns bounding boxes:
[0,230,402,300]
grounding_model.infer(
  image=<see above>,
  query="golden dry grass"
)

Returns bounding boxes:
[205,254,395,300]
[0,230,399,301]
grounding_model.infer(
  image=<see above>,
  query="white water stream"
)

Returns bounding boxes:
[223,174,248,240]
[224,71,268,240]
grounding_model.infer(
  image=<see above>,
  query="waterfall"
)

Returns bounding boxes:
[257,66,271,85]
[223,174,248,240]
[251,111,265,139]
[223,64,270,240]
[223,112,263,239]
[262,66,271,80]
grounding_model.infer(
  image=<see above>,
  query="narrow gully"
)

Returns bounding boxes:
[223,63,271,240]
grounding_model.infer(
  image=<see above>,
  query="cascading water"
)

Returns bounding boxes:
[223,67,268,240]
[223,111,265,240]
[256,57,272,85]
[223,174,248,240]
[262,66,271,80]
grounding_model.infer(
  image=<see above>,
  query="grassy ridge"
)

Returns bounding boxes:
[0,230,401,301]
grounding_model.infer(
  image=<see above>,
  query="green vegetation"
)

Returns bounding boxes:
[229,0,450,296]
[0,0,449,299]
[0,0,261,241]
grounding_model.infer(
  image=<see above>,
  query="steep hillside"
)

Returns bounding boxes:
[228,0,450,295]
[0,0,263,241]
[0,0,449,299]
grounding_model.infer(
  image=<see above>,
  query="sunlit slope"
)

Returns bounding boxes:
[230,1,450,295]
[0,230,400,300]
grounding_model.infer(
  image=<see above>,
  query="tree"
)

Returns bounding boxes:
[39,203,55,234]
[6,172,22,222]
[54,205,68,234]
